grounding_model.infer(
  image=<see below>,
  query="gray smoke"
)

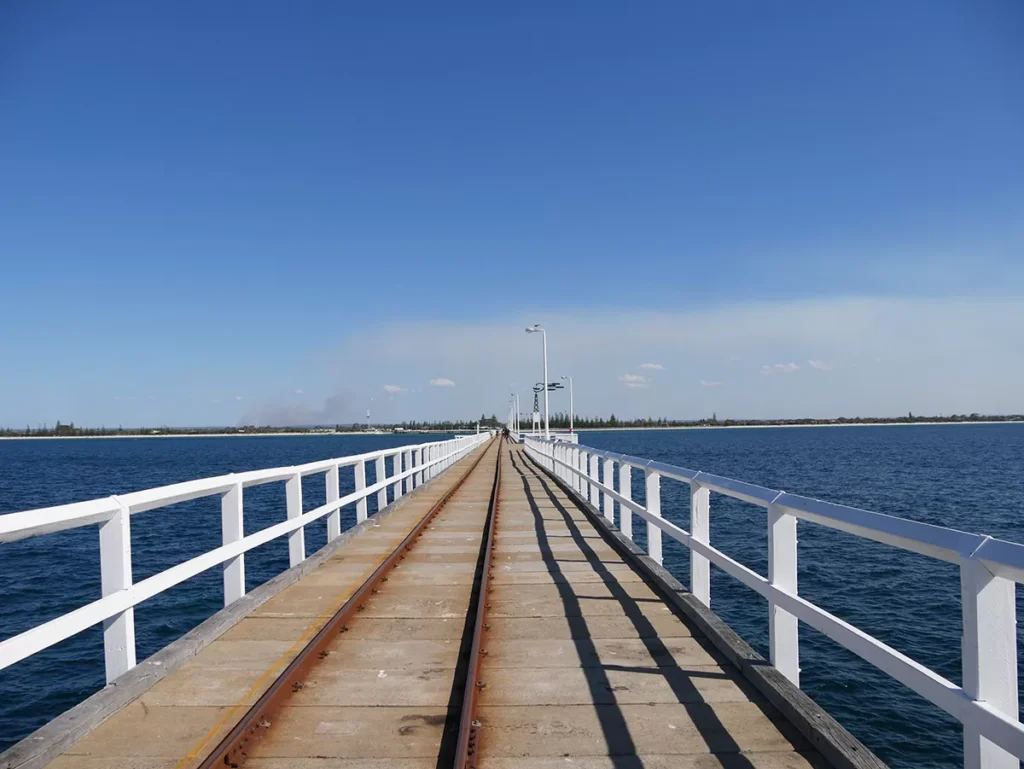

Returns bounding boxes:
[239,393,352,427]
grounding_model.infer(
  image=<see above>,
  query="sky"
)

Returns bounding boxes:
[1,1,1022,427]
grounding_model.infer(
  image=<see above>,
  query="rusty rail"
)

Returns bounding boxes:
[453,439,502,769]
[197,438,498,769]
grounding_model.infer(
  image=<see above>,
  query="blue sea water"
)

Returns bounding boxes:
[1,426,1023,768]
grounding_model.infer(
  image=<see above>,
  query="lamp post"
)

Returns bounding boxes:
[525,325,549,439]
[561,375,574,433]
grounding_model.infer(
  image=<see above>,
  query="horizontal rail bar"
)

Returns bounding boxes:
[528,436,1021,575]
[0,437,472,541]
[0,436,489,670]
[525,435,1024,765]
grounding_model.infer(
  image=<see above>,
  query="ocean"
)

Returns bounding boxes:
[2,425,1022,768]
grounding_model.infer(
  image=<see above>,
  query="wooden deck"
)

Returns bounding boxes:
[29,441,838,769]
[475,446,826,768]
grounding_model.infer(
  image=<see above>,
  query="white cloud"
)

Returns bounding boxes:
[383,384,404,393]
[760,362,800,375]
[235,395,243,401]
[639,363,664,370]
[700,380,722,387]
[294,388,304,394]
[620,374,649,388]
[320,297,1024,421]
[429,377,456,387]
[808,360,833,371]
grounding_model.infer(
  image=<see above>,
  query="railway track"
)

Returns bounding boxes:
[198,437,502,769]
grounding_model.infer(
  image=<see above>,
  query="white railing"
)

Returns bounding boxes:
[524,435,1024,769]
[0,433,490,684]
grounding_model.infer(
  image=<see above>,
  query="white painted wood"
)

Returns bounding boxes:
[410,451,418,488]
[589,453,599,507]
[403,450,412,493]
[391,453,402,499]
[690,480,710,606]
[99,499,135,682]
[355,460,368,523]
[285,472,305,567]
[645,469,663,565]
[620,464,633,540]
[962,557,1019,769]
[768,501,799,686]
[0,498,120,543]
[221,482,245,606]
[603,458,614,523]
[0,433,491,679]
[523,435,1010,567]
[376,455,387,509]
[325,464,341,541]
[581,451,591,501]
[526,430,1024,758]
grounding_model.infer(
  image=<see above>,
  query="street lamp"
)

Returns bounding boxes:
[561,375,574,433]
[525,324,549,439]
[510,392,519,435]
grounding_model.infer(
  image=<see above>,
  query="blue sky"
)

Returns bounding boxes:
[1,1,1022,426]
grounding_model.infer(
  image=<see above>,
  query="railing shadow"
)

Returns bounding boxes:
[507,448,760,767]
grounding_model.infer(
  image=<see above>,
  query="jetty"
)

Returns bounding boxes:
[1,431,1022,769]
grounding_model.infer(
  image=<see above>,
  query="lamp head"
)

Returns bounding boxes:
[525,324,542,333]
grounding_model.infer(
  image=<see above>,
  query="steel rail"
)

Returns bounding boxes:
[452,440,502,769]
[197,438,498,769]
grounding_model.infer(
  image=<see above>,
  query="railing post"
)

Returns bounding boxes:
[689,480,710,605]
[391,453,402,499]
[419,447,426,484]
[645,468,662,565]
[286,471,305,567]
[376,455,387,510]
[589,453,599,510]
[99,498,136,682]
[410,450,418,489]
[575,447,583,494]
[403,450,412,493]
[768,501,799,686]
[578,450,588,501]
[620,464,632,540]
[602,457,614,523]
[326,464,341,541]
[355,459,368,523]
[221,481,245,606]
[961,557,1018,769]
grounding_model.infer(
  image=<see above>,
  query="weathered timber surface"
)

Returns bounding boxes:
[516,445,886,769]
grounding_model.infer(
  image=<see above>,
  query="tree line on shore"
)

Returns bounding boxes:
[2,412,1022,438]
[531,411,1024,429]
[0,415,505,437]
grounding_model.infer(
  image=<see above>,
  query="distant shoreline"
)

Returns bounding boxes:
[569,420,1022,432]
[2,420,1021,440]
[0,431,453,441]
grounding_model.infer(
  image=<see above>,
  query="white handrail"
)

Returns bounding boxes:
[523,434,1023,769]
[0,433,491,683]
